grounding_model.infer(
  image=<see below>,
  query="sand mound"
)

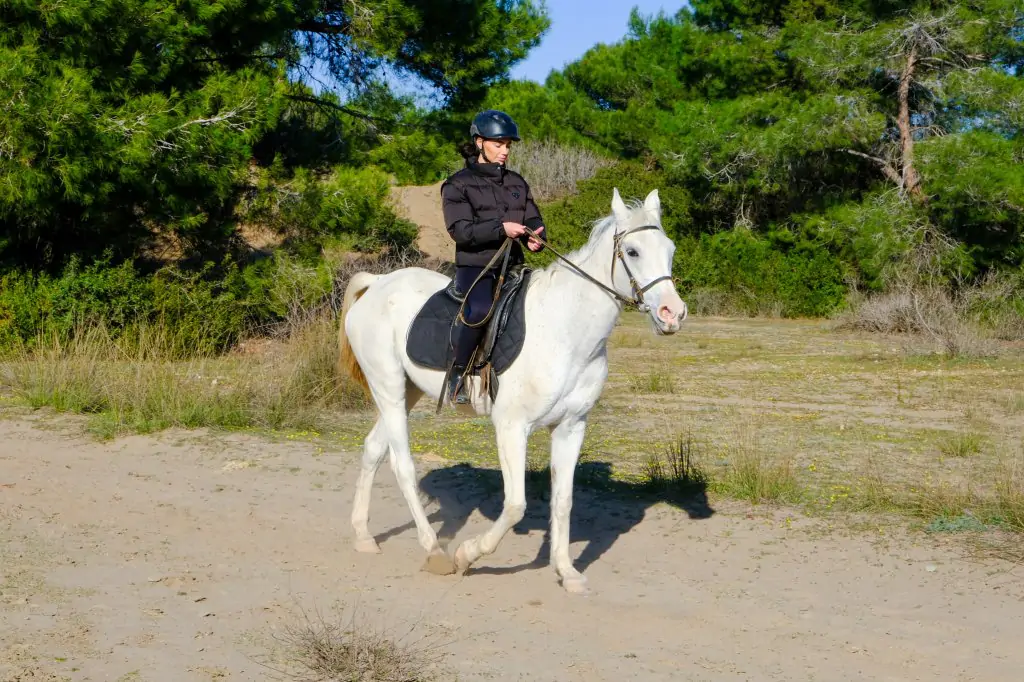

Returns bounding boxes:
[390,181,454,262]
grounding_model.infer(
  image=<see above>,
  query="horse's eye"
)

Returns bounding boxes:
[626,248,639,258]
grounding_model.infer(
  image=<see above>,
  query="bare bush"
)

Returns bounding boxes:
[506,139,615,201]
[834,232,1022,356]
[835,284,1007,357]
[262,603,450,682]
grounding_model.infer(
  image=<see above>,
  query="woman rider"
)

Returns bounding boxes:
[440,109,547,405]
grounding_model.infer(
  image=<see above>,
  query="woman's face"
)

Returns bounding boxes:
[477,137,513,164]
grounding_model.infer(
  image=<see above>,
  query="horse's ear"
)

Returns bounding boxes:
[611,188,629,223]
[644,189,660,215]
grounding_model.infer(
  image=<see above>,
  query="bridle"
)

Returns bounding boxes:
[607,224,677,312]
[523,223,678,314]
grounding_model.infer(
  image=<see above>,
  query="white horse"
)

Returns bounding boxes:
[336,187,688,594]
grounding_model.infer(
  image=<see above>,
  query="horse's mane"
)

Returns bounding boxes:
[544,198,661,274]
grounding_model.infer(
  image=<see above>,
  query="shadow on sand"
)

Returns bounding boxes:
[374,460,715,576]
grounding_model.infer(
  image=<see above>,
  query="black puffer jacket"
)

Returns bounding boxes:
[440,161,546,268]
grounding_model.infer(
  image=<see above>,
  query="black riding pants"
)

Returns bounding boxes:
[453,266,497,367]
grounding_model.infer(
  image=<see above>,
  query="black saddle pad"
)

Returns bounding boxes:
[407,269,531,376]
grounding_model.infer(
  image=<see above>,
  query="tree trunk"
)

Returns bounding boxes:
[897,45,925,202]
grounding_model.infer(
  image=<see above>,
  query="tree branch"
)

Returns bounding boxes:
[840,149,903,187]
[283,93,422,133]
[297,20,352,36]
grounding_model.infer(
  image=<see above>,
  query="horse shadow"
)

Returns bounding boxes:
[373,460,715,576]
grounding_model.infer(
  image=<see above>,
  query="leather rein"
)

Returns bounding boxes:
[523,222,675,312]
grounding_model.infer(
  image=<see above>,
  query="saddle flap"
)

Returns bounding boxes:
[406,267,532,381]
[479,266,531,365]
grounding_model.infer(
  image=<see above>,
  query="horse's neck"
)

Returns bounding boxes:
[530,227,623,357]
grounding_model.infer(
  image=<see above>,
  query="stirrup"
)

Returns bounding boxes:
[446,364,470,405]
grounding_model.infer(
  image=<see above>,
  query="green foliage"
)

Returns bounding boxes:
[534,161,692,256]
[0,254,255,356]
[488,0,1024,311]
[0,0,549,270]
[240,163,418,256]
[529,161,844,316]
[3,0,1022,347]
[674,229,847,317]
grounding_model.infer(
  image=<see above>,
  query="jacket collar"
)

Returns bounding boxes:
[466,160,505,183]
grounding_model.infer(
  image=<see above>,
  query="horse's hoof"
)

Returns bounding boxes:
[421,549,456,576]
[561,575,589,595]
[354,537,382,554]
[453,543,472,575]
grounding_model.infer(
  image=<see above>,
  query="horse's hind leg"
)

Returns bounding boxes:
[369,377,453,574]
[350,380,424,555]
[351,417,389,553]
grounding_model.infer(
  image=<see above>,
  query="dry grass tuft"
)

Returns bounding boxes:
[263,603,449,682]
[938,431,985,458]
[643,431,711,495]
[628,369,676,394]
[999,392,1024,415]
[715,427,802,505]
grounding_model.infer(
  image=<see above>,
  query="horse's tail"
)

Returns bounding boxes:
[337,271,380,396]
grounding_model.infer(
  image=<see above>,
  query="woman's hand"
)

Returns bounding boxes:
[526,226,544,251]
[502,221,526,239]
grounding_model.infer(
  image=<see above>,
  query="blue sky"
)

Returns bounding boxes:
[301,1,690,102]
[510,1,689,84]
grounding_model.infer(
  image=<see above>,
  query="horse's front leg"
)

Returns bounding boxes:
[549,417,589,594]
[454,419,529,574]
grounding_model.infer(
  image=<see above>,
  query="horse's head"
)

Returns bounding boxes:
[609,188,688,335]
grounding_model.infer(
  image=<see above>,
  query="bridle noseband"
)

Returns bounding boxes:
[524,222,677,313]
[609,224,676,312]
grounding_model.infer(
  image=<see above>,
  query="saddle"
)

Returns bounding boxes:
[406,265,532,403]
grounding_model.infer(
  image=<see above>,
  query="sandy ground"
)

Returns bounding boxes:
[390,181,454,263]
[2,413,1023,682]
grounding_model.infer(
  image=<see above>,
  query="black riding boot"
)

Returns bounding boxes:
[446,363,469,405]
[447,321,484,405]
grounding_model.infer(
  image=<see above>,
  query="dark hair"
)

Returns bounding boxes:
[458,139,478,163]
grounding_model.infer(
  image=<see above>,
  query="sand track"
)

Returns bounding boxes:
[1,414,1022,681]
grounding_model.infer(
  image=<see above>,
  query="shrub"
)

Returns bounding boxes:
[674,229,847,318]
[506,139,615,201]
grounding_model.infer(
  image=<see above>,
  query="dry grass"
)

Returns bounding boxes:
[847,449,1024,534]
[0,314,369,439]
[628,369,676,394]
[999,392,1024,415]
[938,431,985,458]
[0,250,450,439]
[642,431,711,495]
[505,139,614,201]
[716,434,802,505]
[261,603,449,682]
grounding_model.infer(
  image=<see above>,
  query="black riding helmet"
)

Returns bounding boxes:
[470,110,521,141]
